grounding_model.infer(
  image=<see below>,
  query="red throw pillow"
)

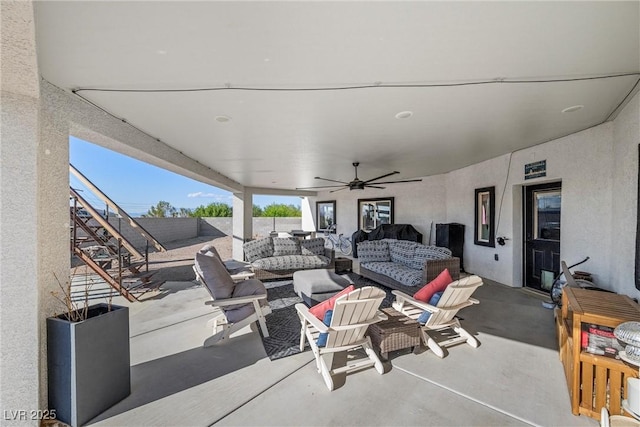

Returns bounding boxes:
[309,285,356,320]
[413,269,453,303]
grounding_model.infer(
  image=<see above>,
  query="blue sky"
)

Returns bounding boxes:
[69,137,300,215]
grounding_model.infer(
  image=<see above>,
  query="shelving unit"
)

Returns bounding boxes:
[556,287,640,420]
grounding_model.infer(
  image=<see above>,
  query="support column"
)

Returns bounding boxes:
[232,189,253,260]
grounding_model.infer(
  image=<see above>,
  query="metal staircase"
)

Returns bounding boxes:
[69,164,167,302]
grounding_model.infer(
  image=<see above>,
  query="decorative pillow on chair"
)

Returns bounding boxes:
[417,291,444,325]
[308,285,356,320]
[272,237,302,256]
[316,309,333,347]
[413,268,453,303]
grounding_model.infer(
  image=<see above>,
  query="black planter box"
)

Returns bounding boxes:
[47,303,130,427]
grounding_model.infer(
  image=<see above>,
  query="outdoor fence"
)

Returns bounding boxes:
[102,217,303,249]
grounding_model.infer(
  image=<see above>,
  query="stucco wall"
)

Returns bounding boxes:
[311,91,640,300]
[611,93,640,292]
[311,174,447,243]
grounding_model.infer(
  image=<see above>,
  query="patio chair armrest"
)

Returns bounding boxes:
[330,311,388,330]
[295,303,329,332]
[205,293,267,307]
[392,290,438,312]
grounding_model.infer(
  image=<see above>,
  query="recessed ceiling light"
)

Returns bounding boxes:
[215,116,231,123]
[395,111,413,119]
[562,105,584,113]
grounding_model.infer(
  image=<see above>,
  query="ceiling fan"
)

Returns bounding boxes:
[296,162,422,193]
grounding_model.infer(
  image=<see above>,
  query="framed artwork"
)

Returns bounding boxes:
[474,186,495,247]
[316,200,336,232]
[358,197,394,232]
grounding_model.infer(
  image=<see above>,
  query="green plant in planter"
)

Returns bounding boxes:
[47,273,130,427]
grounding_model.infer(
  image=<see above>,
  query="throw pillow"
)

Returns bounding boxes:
[388,240,418,266]
[357,240,391,263]
[243,238,274,263]
[308,285,356,320]
[316,309,333,347]
[417,291,444,325]
[300,237,326,256]
[413,268,453,303]
[272,237,301,256]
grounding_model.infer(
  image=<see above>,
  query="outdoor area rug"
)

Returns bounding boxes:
[259,274,394,361]
[261,280,308,360]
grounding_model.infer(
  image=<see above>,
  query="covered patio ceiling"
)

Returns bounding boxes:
[34,1,640,192]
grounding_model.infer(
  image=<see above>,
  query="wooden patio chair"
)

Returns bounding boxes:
[392,275,483,358]
[295,286,387,390]
[193,253,271,347]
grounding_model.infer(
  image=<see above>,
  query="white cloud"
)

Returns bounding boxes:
[187,192,217,198]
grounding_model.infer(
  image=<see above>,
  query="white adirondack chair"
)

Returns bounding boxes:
[295,286,387,390]
[193,254,272,347]
[392,275,483,358]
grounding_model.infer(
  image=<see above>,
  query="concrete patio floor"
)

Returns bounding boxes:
[85,270,599,427]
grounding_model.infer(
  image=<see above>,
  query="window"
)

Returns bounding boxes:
[358,198,394,232]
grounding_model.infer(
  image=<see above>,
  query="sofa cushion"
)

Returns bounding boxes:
[357,240,391,263]
[388,240,418,267]
[414,268,453,303]
[410,245,453,269]
[243,238,274,262]
[194,252,235,300]
[224,278,268,322]
[272,237,302,256]
[361,261,424,287]
[251,255,331,270]
[300,237,326,256]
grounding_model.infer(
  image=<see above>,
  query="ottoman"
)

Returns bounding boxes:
[293,269,353,306]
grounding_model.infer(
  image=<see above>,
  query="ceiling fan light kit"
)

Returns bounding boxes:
[297,162,422,193]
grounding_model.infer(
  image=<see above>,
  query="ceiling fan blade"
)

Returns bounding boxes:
[295,184,348,190]
[364,185,386,189]
[363,171,399,183]
[370,179,423,185]
[329,187,349,193]
[314,177,349,185]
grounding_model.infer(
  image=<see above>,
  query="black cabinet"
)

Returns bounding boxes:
[436,223,465,272]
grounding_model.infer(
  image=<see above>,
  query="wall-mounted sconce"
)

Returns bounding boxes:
[496,236,510,246]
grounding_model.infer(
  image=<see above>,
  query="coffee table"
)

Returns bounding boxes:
[367,307,421,359]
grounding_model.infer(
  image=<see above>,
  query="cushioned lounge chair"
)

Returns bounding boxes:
[193,252,271,346]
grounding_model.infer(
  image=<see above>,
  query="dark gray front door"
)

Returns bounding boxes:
[524,182,562,291]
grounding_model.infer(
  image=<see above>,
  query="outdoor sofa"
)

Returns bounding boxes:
[243,236,334,280]
[358,239,460,293]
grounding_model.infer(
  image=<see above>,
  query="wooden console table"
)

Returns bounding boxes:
[557,287,640,420]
